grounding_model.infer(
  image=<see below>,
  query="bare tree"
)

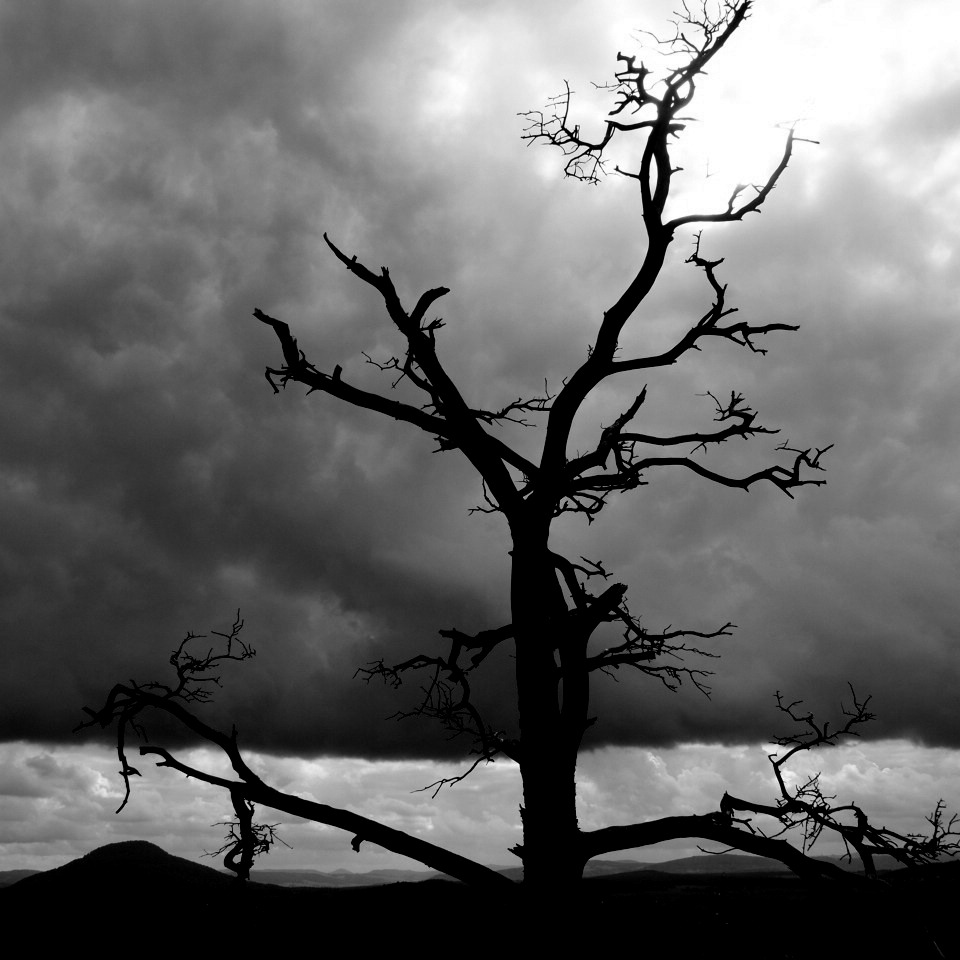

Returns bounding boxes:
[79,0,956,902]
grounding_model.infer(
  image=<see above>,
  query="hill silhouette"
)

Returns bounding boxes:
[1,841,500,946]
[4,841,958,956]
[6,840,238,900]
[0,868,40,888]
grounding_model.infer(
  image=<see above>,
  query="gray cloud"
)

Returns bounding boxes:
[1,0,958,767]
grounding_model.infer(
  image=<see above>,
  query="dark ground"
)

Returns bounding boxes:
[4,842,957,957]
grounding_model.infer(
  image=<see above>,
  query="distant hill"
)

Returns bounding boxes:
[248,865,442,887]
[0,841,502,946]
[3,841,958,955]
[0,868,40,888]
[611,853,793,876]
[251,853,796,887]
[4,846,908,894]
[4,840,241,899]
[608,851,906,876]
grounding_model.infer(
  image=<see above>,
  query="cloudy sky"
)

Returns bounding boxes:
[2,0,960,874]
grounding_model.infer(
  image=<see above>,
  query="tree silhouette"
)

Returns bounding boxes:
[79,0,957,902]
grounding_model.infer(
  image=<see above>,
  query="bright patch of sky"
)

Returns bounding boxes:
[3,740,958,872]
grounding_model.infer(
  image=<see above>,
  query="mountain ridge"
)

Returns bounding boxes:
[2,841,909,891]
[4,840,957,956]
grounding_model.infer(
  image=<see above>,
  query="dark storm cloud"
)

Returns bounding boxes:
[1,0,958,762]
[0,0,516,756]
[574,124,960,749]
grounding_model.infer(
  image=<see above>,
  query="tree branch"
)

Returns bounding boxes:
[667,127,819,232]
[78,619,515,889]
[581,814,860,883]
[611,233,800,373]
[719,688,960,876]
[583,689,960,881]
[585,619,730,696]
[565,384,781,490]
[256,236,542,511]
[356,622,521,786]
[525,3,812,502]
[253,307,454,440]
[206,792,290,882]
[571,442,832,502]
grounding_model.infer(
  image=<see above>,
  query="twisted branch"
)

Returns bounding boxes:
[77,618,514,889]
[356,623,520,794]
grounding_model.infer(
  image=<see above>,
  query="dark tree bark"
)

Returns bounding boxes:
[80,0,957,907]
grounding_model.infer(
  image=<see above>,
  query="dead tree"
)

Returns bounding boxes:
[80,0,956,901]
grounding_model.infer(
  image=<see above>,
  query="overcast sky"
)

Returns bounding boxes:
[2,0,960,874]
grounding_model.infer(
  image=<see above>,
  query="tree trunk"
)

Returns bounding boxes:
[510,521,585,894]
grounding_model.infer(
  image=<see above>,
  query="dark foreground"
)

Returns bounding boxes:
[4,842,958,958]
